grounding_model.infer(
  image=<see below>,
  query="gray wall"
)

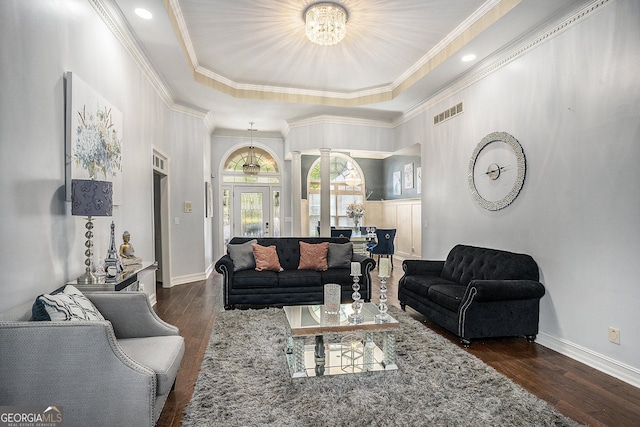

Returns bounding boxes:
[0,0,213,310]
[396,0,640,384]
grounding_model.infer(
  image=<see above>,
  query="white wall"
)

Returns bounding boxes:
[398,0,640,385]
[0,0,211,311]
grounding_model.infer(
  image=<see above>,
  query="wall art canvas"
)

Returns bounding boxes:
[416,166,422,194]
[65,72,123,204]
[404,163,414,189]
[393,171,402,196]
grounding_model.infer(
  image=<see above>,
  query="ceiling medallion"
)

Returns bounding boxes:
[304,2,348,46]
[242,122,260,175]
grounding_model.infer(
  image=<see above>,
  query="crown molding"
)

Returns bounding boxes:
[288,115,394,129]
[396,0,611,127]
[92,0,214,122]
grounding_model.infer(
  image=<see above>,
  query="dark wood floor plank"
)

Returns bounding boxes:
[153,266,640,427]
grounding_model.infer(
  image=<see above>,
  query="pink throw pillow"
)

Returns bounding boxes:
[298,241,329,271]
[252,243,283,272]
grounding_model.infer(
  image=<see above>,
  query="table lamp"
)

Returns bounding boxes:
[71,179,113,284]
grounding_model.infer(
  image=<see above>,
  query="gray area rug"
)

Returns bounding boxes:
[183,306,582,427]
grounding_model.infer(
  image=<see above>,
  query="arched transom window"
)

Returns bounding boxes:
[222,146,280,184]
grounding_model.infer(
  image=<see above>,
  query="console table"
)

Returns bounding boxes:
[68,261,157,292]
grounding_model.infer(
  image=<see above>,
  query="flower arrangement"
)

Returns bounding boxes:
[74,104,122,179]
[346,202,365,225]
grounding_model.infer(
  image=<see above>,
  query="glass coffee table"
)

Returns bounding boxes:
[283,303,399,378]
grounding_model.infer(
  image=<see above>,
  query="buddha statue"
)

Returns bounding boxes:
[119,231,142,264]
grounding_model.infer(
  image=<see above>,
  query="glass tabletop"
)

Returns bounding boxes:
[283,303,398,336]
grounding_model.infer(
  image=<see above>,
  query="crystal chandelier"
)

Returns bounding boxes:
[304,2,348,46]
[243,122,260,175]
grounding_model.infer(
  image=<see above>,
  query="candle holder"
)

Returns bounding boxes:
[375,274,390,323]
[348,274,364,324]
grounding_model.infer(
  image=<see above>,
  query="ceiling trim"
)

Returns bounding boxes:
[396,0,610,127]
[288,115,395,129]
[164,0,522,107]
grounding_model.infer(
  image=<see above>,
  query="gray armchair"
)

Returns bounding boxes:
[0,291,184,427]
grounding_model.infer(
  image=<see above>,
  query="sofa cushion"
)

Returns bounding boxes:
[227,239,257,271]
[402,275,458,296]
[252,243,283,272]
[298,241,328,271]
[427,284,467,312]
[327,243,353,269]
[278,269,322,288]
[232,269,280,289]
[118,335,185,396]
[34,285,105,321]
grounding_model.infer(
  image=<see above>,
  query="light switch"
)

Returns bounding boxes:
[174,217,180,225]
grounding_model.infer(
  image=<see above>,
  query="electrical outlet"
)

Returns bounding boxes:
[608,327,620,345]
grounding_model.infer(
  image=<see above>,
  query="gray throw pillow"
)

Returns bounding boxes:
[227,239,258,271]
[328,242,353,269]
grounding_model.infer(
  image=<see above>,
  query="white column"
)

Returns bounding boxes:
[291,151,302,236]
[320,148,331,236]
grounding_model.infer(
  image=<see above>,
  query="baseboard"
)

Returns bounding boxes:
[205,261,215,279]
[170,272,207,287]
[148,293,157,307]
[537,332,640,389]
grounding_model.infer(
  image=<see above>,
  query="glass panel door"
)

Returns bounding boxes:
[233,187,271,238]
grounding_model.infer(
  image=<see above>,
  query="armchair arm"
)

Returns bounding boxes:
[402,260,445,276]
[86,292,178,338]
[0,321,156,426]
[215,254,234,277]
[466,280,546,302]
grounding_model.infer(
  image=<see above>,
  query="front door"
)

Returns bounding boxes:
[233,186,271,238]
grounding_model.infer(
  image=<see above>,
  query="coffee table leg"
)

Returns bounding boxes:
[364,332,375,371]
[314,335,325,376]
[292,336,307,378]
[382,331,398,370]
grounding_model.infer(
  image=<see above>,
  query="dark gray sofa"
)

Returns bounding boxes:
[398,244,545,347]
[216,237,375,309]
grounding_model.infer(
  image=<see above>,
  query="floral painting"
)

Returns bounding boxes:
[65,72,123,204]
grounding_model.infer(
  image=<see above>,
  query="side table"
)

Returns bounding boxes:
[68,261,157,292]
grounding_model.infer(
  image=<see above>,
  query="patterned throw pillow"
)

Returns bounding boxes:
[251,243,283,272]
[298,241,329,271]
[35,285,105,321]
[227,239,258,271]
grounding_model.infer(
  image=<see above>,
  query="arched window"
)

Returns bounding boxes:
[307,153,365,235]
[222,146,279,184]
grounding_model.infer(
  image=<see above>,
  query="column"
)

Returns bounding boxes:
[291,151,302,236]
[319,148,331,236]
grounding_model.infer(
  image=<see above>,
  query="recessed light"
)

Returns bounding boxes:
[462,54,476,62]
[134,8,153,20]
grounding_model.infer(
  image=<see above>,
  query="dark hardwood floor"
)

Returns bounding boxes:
[154,265,640,427]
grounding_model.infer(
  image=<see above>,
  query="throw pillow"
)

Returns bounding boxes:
[252,243,283,272]
[35,285,105,321]
[227,239,258,271]
[328,242,353,269]
[298,241,329,271]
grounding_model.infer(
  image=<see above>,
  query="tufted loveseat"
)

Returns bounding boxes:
[215,237,375,310]
[399,244,546,347]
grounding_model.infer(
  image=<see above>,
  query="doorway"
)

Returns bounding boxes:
[153,149,172,288]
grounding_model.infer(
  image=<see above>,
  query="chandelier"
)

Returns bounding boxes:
[304,2,348,46]
[242,122,260,175]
